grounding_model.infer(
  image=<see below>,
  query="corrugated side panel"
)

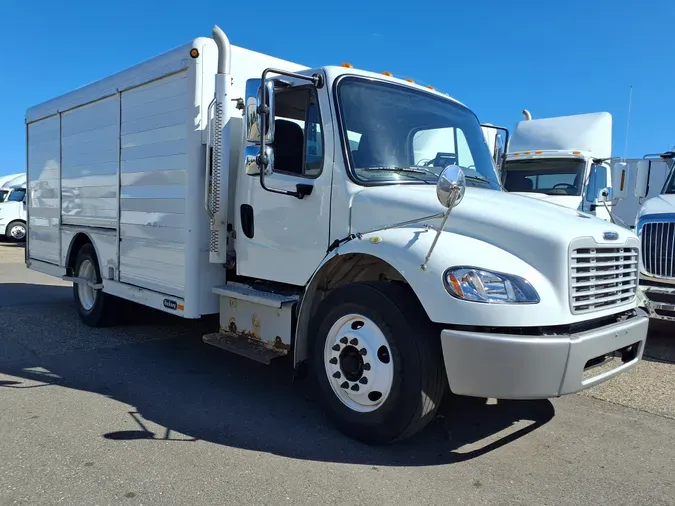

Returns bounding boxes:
[27,116,61,264]
[61,95,119,228]
[118,70,188,298]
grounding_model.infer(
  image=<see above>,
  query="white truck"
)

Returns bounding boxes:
[0,183,27,241]
[634,150,675,322]
[500,111,634,224]
[24,26,648,445]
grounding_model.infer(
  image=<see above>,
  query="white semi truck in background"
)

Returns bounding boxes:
[0,172,27,241]
[499,111,636,224]
[24,26,648,444]
[634,150,675,322]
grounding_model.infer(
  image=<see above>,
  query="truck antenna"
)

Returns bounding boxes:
[623,85,633,161]
[522,109,532,121]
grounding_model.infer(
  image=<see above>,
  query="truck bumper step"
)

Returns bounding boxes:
[202,332,286,365]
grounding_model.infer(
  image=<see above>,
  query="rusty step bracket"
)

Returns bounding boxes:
[202,332,287,365]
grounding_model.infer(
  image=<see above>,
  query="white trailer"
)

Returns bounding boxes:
[500,111,636,224]
[25,26,649,444]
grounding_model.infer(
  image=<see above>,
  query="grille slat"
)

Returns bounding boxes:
[640,222,675,279]
[569,243,638,314]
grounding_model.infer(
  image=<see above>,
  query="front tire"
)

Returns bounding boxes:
[72,243,116,327]
[309,281,446,445]
[6,220,26,242]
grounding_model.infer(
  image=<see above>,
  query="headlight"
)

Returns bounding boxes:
[443,267,540,304]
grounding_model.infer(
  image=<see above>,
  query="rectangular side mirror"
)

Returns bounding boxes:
[245,78,275,144]
[610,161,628,200]
[635,160,650,198]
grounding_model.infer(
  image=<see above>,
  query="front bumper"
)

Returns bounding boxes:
[638,283,675,322]
[440,311,648,399]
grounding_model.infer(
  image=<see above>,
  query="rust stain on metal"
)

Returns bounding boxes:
[251,313,261,339]
[273,336,291,352]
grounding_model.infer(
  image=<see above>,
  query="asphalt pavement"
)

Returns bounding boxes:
[1,242,674,506]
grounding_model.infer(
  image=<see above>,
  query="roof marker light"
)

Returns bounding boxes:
[382,71,393,76]
[341,62,353,68]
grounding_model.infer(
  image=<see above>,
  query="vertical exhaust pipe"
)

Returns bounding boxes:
[209,25,232,263]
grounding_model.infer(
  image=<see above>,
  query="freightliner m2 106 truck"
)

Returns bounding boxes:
[25,26,648,444]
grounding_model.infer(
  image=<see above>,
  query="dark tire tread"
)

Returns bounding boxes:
[309,280,446,444]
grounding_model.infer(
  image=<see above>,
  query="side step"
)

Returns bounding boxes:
[204,281,299,365]
[202,332,286,365]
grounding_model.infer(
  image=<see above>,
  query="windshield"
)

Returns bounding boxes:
[502,158,586,196]
[336,78,501,190]
[6,188,26,202]
[0,189,8,202]
[663,162,675,194]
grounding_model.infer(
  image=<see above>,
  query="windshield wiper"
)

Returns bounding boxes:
[357,166,436,183]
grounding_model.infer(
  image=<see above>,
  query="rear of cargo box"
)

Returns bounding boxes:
[25,38,226,317]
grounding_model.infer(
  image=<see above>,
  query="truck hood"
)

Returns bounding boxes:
[350,185,633,271]
[637,194,675,220]
[508,192,582,210]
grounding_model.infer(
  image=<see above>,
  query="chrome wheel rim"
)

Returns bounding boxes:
[9,224,25,240]
[323,313,394,413]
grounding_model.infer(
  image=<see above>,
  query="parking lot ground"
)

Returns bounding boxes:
[1,242,674,506]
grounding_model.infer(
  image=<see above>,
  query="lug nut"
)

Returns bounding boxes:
[333,371,341,379]
[350,384,360,391]
[340,337,348,344]
[340,381,349,389]
[350,338,358,346]
[359,348,367,356]
[359,377,368,384]
[329,357,338,365]
[332,344,341,352]
[363,363,371,371]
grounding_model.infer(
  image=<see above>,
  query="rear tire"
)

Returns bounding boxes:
[309,281,446,445]
[72,243,117,327]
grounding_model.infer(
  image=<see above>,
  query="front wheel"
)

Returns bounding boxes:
[6,220,26,242]
[310,281,446,445]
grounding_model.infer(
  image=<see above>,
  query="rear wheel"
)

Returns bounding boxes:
[6,220,26,242]
[72,243,117,327]
[310,281,446,445]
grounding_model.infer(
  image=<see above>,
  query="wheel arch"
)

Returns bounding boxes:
[293,250,424,373]
[65,232,101,274]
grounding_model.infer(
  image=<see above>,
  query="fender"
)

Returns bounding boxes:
[293,224,562,369]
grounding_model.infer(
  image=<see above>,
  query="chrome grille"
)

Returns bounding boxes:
[640,222,675,279]
[569,241,638,314]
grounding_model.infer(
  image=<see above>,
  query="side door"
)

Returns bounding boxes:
[234,75,333,286]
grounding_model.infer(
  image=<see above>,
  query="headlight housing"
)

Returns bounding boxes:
[443,267,540,304]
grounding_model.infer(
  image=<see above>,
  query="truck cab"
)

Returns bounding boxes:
[500,112,627,223]
[634,151,675,321]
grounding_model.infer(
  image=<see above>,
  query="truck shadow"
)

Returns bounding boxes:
[0,300,556,467]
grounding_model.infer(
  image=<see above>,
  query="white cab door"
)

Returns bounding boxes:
[235,75,333,286]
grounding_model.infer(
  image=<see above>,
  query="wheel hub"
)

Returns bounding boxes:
[339,346,364,382]
[323,314,394,413]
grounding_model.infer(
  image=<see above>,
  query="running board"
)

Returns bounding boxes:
[202,332,287,365]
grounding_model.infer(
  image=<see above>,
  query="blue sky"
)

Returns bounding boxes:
[1,0,674,176]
